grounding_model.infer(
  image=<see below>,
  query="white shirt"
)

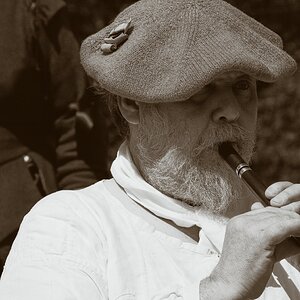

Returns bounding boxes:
[0,143,299,299]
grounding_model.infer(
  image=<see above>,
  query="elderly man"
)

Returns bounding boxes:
[0,0,299,299]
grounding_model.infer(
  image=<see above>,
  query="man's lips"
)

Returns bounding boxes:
[215,140,240,151]
[194,139,245,158]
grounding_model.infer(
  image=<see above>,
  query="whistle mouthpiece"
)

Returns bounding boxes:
[218,142,252,177]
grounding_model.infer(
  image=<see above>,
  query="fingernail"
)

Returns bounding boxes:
[265,188,277,198]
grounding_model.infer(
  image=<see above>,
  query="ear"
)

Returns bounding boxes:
[117,98,140,125]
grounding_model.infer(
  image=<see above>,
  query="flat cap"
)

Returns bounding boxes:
[80,0,297,103]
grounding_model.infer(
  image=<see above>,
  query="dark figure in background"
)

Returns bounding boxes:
[75,87,110,180]
[0,0,99,272]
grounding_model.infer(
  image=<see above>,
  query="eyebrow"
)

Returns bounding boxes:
[192,75,255,96]
[191,74,255,96]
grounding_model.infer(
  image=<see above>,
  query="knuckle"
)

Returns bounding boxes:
[286,184,300,197]
[285,202,300,214]
[293,183,300,194]
[281,210,299,221]
[275,189,294,205]
[281,189,293,199]
[264,206,278,214]
[228,216,245,230]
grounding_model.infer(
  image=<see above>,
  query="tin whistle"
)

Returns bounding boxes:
[218,142,300,246]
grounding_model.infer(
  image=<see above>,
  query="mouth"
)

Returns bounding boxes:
[200,140,238,153]
[216,140,247,165]
[215,140,238,152]
[194,139,246,160]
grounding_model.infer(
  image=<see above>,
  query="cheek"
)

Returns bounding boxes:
[240,96,258,131]
[186,116,209,138]
[158,102,212,146]
[165,117,207,151]
[178,116,210,153]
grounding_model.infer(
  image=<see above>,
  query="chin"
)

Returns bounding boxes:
[179,149,247,213]
[143,143,253,216]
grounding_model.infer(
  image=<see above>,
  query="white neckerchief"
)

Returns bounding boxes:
[110,142,300,297]
[111,141,227,253]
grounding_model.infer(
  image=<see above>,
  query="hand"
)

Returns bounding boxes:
[206,186,300,299]
[253,181,300,249]
[265,182,300,270]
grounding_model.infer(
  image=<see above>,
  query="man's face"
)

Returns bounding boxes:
[132,71,258,216]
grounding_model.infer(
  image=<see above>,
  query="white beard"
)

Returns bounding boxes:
[132,105,257,217]
[138,145,253,216]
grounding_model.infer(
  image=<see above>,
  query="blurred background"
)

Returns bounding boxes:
[67,0,300,186]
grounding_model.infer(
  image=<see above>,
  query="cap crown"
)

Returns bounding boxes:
[81,0,297,103]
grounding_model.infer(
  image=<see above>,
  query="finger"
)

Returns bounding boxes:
[280,201,300,214]
[247,205,292,216]
[251,202,264,210]
[270,184,300,207]
[267,218,300,246]
[265,181,293,200]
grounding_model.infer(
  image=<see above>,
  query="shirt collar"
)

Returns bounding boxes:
[111,141,227,252]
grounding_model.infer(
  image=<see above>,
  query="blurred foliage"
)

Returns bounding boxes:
[66,0,136,40]
[66,0,300,184]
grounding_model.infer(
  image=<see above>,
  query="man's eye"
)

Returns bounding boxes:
[235,80,250,91]
[197,84,214,95]
[189,84,213,103]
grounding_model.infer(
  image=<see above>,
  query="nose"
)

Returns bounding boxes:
[211,92,240,123]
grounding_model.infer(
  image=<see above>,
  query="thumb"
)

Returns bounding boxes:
[251,202,264,211]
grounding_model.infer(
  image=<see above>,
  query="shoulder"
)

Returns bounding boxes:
[6,180,113,273]
[24,180,112,232]
[2,180,110,297]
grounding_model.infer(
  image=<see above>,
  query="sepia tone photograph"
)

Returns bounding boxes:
[0,0,299,299]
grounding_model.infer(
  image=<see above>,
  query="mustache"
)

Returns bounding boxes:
[193,123,256,157]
